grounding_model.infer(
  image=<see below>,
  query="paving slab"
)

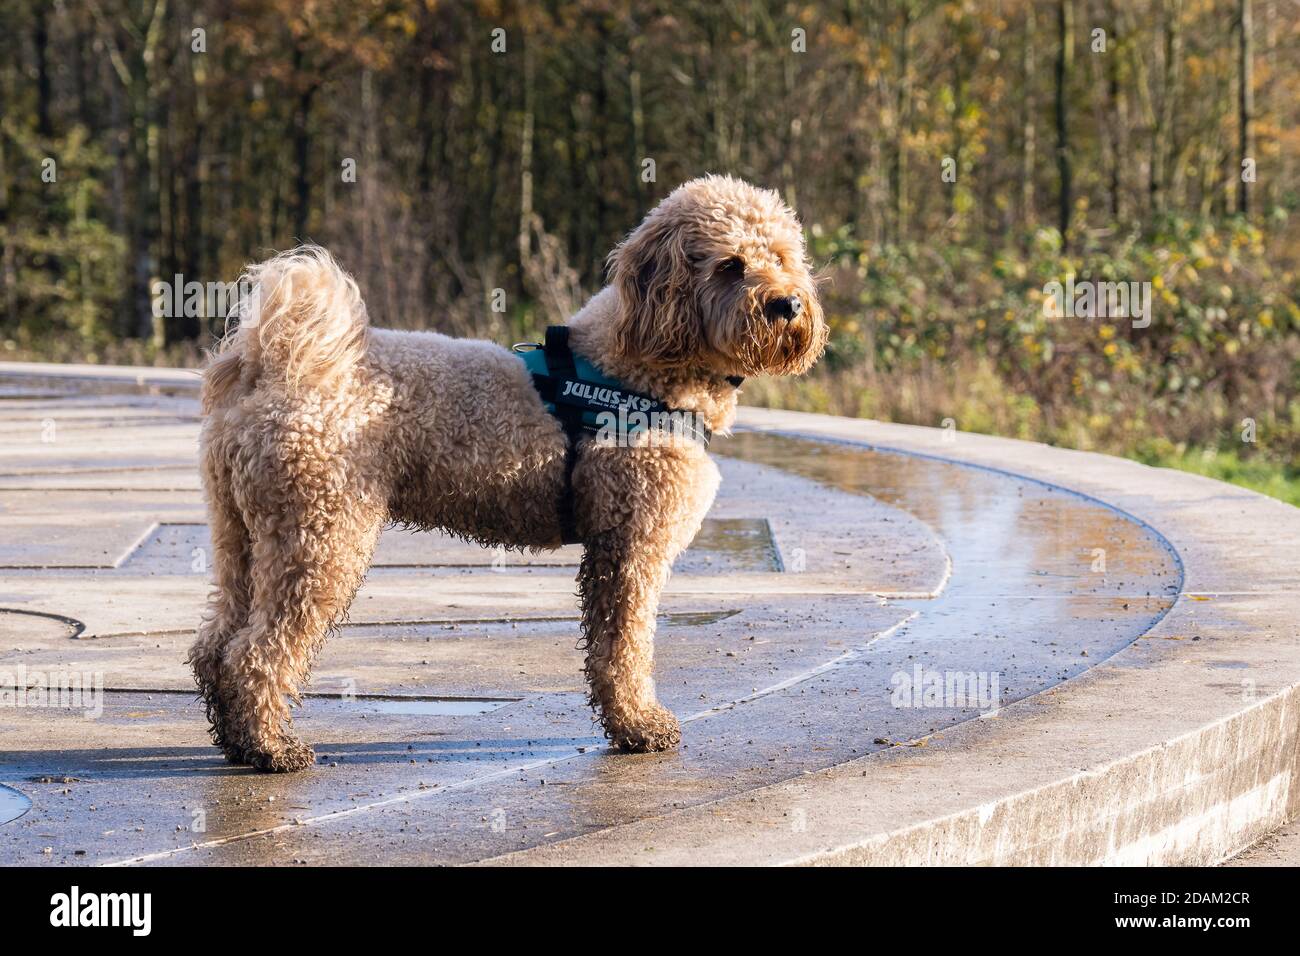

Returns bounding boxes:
[0,363,1291,866]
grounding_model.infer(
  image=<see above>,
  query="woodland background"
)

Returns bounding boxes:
[1,0,1297,499]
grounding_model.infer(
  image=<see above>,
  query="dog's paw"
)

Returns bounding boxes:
[609,705,682,753]
[246,737,315,773]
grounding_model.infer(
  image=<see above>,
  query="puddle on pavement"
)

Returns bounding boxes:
[0,785,32,825]
[674,518,779,572]
[663,609,742,627]
[308,695,520,717]
[719,431,1180,595]
[339,608,742,637]
[716,431,1182,699]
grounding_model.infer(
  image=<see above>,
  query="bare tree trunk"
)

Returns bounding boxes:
[1021,4,1037,234]
[782,49,801,212]
[628,61,645,202]
[189,29,211,326]
[0,47,14,328]
[34,3,52,138]
[1150,0,1183,217]
[1237,0,1254,218]
[893,0,913,243]
[134,1,168,340]
[1262,0,1277,212]
[92,0,170,339]
[289,46,320,242]
[1103,0,1127,219]
[1055,0,1074,245]
[518,34,535,279]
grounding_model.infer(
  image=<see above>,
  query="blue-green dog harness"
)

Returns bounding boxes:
[513,326,741,544]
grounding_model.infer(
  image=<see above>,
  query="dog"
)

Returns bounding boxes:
[188,174,826,771]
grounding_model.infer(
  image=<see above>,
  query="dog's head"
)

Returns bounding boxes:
[607,175,827,378]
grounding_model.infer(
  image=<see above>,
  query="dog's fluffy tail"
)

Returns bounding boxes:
[205,245,368,409]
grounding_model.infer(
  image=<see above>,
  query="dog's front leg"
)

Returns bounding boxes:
[578,528,682,752]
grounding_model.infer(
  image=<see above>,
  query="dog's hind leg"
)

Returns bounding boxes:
[187,452,254,764]
[218,499,384,772]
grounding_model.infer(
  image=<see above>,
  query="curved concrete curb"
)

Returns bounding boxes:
[482,408,1300,866]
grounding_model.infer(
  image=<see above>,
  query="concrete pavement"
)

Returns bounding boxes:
[0,362,1296,865]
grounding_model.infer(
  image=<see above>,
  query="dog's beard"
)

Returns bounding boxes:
[705,287,826,377]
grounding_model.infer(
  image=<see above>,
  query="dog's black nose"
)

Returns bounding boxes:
[765,296,802,321]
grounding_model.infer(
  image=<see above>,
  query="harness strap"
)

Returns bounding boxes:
[542,326,584,545]
[519,326,744,547]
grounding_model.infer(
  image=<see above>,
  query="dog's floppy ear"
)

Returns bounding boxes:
[606,211,700,367]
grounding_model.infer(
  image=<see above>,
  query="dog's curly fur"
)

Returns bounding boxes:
[188,175,826,771]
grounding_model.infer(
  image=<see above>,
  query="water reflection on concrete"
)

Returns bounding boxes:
[718,431,1180,709]
[311,696,519,717]
[0,784,32,825]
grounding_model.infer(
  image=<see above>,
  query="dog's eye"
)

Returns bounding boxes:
[717,257,745,277]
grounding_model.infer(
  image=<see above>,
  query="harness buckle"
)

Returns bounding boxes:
[512,341,543,353]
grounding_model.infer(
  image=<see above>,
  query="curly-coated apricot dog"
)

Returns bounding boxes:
[188,175,826,771]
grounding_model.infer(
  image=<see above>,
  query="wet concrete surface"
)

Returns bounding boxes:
[0,784,30,825]
[0,372,1181,865]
